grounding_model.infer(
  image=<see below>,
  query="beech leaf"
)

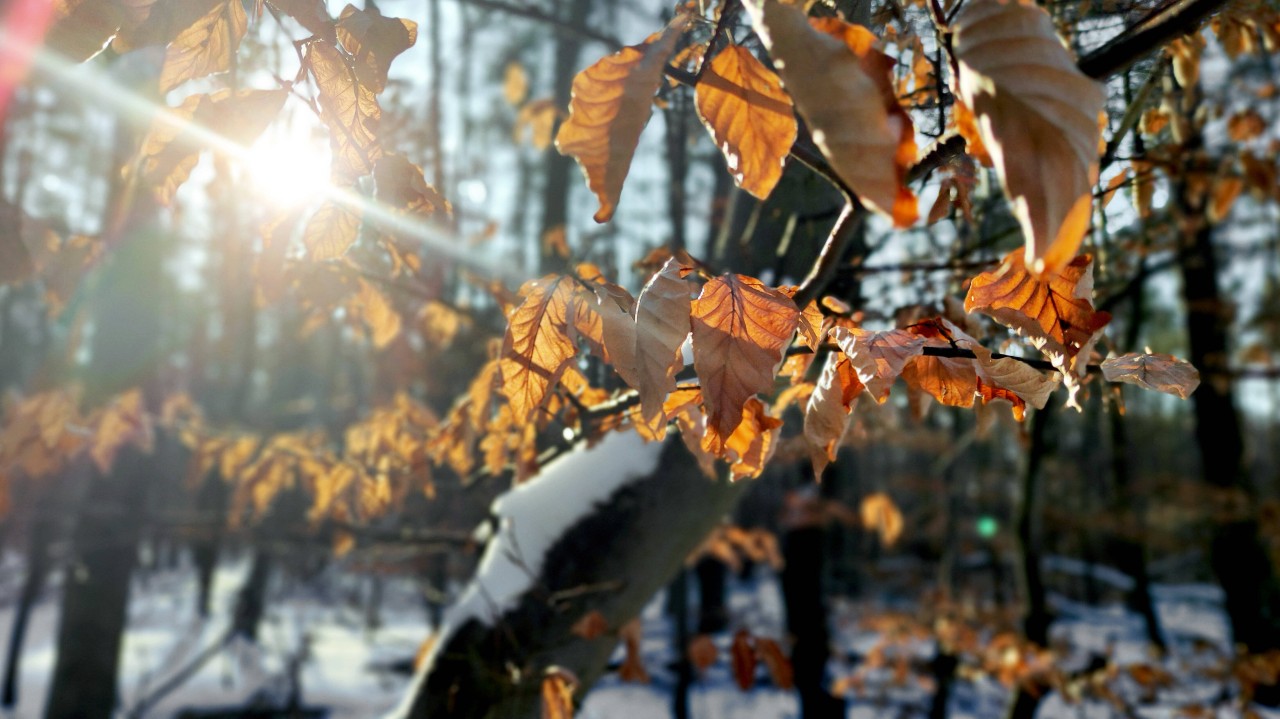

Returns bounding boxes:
[744,1,917,225]
[335,4,417,94]
[951,0,1105,276]
[860,491,903,546]
[158,0,246,93]
[267,0,335,42]
[555,16,689,223]
[695,44,796,199]
[352,279,401,348]
[731,629,757,691]
[308,39,384,181]
[830,326,926,402]
[964,340,1060,411]
[691,274,798,448]
[803,352,863,478]
[603,257,691,439]
[303,199,361,260]
[705,397,784,480]
[499,276,578,421]
[1102,353,1200,399]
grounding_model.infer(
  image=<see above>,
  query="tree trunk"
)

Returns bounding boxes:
[393,435,746,719]
[782,525,844,719]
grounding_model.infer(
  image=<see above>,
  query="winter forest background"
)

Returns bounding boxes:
[2,0,1280,716]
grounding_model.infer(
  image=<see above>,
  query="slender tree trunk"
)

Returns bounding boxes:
[1,481,58,709]
[782,523,843,719]
[669,570,691,719]
[694,557,728,633]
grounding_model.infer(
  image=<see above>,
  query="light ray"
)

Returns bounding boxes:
[0,26,524,283]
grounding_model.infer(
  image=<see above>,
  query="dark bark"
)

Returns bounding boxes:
[782,526,843,719]
[695,558,728,633]
[2,482,58,709]
[232,552,272,642]
[669,570,691,719]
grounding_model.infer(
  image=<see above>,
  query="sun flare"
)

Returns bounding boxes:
[243,122,333,209]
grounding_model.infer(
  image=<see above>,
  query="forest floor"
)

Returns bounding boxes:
[0,551,1276,718]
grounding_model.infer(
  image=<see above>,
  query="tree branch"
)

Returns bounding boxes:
[1076,0,1229,79]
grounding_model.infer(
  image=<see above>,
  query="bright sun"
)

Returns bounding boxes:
[243,120,333,209]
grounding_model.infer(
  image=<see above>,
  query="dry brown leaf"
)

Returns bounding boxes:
[303,200,361,260]
[135,88,288,204]
[803,352,864,478]
[46,0,129,62]
[695,44,796,199]
[951,0,1105,276]
[688,634,719,674]
[965,250,1110,407]
[691,274,798,449]
[860,491,903,546]
[335,4,417,94]
[900,321,981,414]
[499,276,578,421]
[374,154,451,216]
[830,326,925,402]
[964,340,1059,411]
[1208,175,1244,222]
[504,61,529,105]
[571,610,609,640]
[87,388,155,474]
[756,637,795,690]
[556,17,689,222]
[158,0,246,93]
[1101,352,1200,399]
[731,629,757,691]
[515,98,561,150]
[267,0,334,41]
[707,397,783,480]
[308,39,383,181]
[745,2,917,225]
[618,619,650,683]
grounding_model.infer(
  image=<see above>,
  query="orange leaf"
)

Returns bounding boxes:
[745,2,917,225]
[695,44,796,199]
[731,629,757,691]
[374,154,451,216]
[556,16,690,223]
[707,397,783,480]
[803,352,864,478]
[87,389,155,474]
[571,610,609,640]
[860,491,903,546]
[541,668,578,719]
[664,388,718,477]
[352,279,401,348]
[618,618,651,683]
[688,634,719,674]
[830,326,925,402]
[1101,353,1200,399]
[158,0,246,93]
[597,257,690,438]
[303,199,361,260]
[336,4,417,94]
[308,39,384,181]
[691,275,798,449]
[951,0,1105,276]
[964,339,1058,412]
[756,637,795,690]
[900,320,982,413]
[499,276,578,421]
[965,250,1110,406]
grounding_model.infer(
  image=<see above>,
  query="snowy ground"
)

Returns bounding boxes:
[0,551,1276,718]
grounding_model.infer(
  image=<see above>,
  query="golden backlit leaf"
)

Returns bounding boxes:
[374,154,451,216]
[504,61,530,105]
[267,0,334,41]
[602,257,691,438]
[308,39,383,181]
[352,278,401,348]
[745,2,917,225]
[965,250,1111,370]
[951,0,1105,276]
[1101,353,1200,399]
[541,668,578,719]
[499,276,578,420]
[335,4,417,94]
[418,300,468,348]
[899,320,985,416]
[515,98,561,150]
[158,0,246,93]
[860,491,903,546]
[663,388,718,476]
[555,16,689,223]
[803,351,864,478]
[136,88,288,204]
[695,44,796,199]
[830,326,925,402]
[731,629,757,691]
[691,274,798,447]
[706,397,783,480]
[87,388,155,474]
[303,200,361,260]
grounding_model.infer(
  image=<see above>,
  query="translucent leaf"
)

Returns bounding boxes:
[335,4,417,94]
[1102,353,1200,399]
[499,276,578,420]
[691,274,798,449]
[555,16,689,223]
[695,44,796,199]
[951,0,1105,276]
[158,0,247,93]
[308,39,383,181]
